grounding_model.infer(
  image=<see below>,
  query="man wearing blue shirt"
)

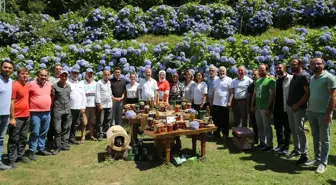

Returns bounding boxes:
[0,61,14,170]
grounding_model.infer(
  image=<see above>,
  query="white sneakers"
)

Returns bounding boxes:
[316,164,327,174]
[303,160,327,174]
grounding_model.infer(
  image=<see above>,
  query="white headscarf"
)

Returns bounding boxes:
[158,70,166,82]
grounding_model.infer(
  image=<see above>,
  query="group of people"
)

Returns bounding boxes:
[0,57,335,174]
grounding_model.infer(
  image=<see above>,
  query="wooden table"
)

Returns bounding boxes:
[129,118,141,145]
[144,127,217,162]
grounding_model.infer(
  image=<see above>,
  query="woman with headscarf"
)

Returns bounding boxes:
[169,72,185,102]
[183,69,195,102]
[192,72,208,112]
[156,70,170,104]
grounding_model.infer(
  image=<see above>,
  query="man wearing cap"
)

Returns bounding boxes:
[96,69,113,140]
[68,66,86,144]
[51,71,72,154]
[0,61,14,170]
[27,69,53,161]
[47,63,62,147]
[110,67,126,126]
[80,68,97,141]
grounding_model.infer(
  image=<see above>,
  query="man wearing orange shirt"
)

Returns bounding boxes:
[7,68,30,168]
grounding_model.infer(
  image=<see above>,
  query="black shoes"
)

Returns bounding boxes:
[28,152,36,161]
[69,139,79,145]
[287,150,301,159]
[52,148,61,155]
[296,154,308,166]
[16,157,30,163]
[263,146,273,152]
[37,150,53,156]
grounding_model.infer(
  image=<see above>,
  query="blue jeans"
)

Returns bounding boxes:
[29,112,51,152]
[0,115,9,160]
[307,111,331,165]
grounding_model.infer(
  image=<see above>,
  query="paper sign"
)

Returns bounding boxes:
[166,116,176,124]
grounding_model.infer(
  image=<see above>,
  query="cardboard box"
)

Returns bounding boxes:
[232,127,255,151]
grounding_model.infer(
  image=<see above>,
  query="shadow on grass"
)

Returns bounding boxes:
[328,155,336,166]
[134,160,165,171]
[327,179,336,185]
[239,150,317,174]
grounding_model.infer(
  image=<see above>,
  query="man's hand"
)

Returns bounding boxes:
[291,104,299,113]
[324,113,332,125]
[250,106,255,113]
[80,109,85,114]
[264,108,271,116]
[97,104,102,111]
[227,101,232,108]
[9,118,16,127]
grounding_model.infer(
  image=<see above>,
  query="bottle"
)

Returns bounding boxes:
[206,106,210,117]
[155,110,160,120]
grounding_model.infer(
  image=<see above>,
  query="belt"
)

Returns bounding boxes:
[234,98,247,101]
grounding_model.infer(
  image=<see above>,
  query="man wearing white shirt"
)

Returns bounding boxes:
[230,66,253,127]
[211,66,233,140]
[80,68,97,141]
[96,70,112,140]
[68,67,86,145]
[138,68,158,102]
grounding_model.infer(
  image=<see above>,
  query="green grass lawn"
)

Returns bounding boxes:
[0,120,335,185]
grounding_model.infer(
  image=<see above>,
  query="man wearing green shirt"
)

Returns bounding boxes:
[251,63,275,152]
[304,58,336,174]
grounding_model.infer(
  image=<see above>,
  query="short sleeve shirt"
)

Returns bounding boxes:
[231,76,253,99]
[110,78,126,98]
[255,77,275,110]
[52,82,71,114]
[0,76,12,115]
[308,71,336,113]
[287,71,310,108]
[193,82,208,105]
[126,82,139,99]
[138,78,158,101]
[213,77,233,106]
[28,80,52,112]
[12,81,29,118]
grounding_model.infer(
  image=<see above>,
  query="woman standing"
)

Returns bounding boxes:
[192,72,208,111]
[157,70,170,104]
[126,73,139,104]
[183,69,195,102]
[169,73,185,102]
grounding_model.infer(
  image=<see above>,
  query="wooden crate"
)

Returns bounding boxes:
[232,127,254,151]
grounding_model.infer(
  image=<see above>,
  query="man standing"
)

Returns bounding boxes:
[96,70,113,140]
[248,69,259,144]
[304,58,336,174]
[68,67,86,144]
[28,69,53,161]
[51,71,72,155]
[286,59,310,164]
[138,68,158,102]
[48,64,62,84]
[8,67,30,168]
[207,65,219,107]
[110,67,126,126]
[211,66,233,141]
[47,63,62,147]
[231,66,253,127]
[273,63,293,155]
[251,64,275,152]
[0,61,14,170]
[81,68,97,140]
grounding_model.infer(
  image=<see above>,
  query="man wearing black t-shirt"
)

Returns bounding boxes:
[273,63,292,155]
[286,59,310,165]
[110,67,126,125]
[248,69,259,144]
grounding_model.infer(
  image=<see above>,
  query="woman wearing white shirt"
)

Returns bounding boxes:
[126,73,139,104]
[183,69,195,102]
[192,72,208,111]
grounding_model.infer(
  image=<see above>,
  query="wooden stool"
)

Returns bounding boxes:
[232,127,254,152]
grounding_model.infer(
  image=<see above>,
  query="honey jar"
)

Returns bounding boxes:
[167,124,173,132]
